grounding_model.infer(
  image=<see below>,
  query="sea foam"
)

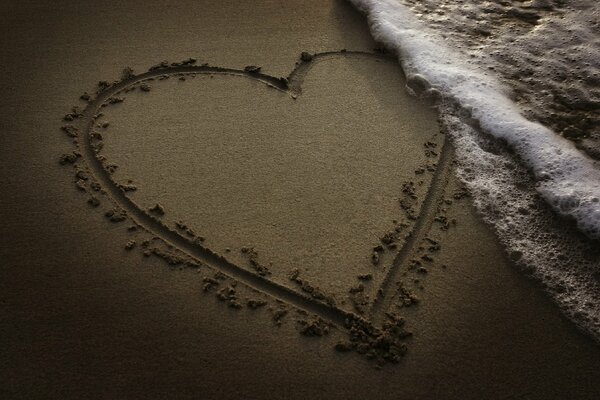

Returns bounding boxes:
[349,0,600,340]
[350,0,600,239]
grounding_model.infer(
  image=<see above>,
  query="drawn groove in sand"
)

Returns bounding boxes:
[370,137,452,323]
[74,51,451,330]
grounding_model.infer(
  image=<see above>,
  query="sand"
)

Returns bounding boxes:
[1,0,599,399]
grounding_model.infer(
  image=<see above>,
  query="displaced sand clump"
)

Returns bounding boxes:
[336,313,411,365]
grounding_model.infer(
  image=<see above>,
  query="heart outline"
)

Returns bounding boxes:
[66,51,451,329]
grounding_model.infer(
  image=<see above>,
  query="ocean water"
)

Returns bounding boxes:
[349,0,600,340]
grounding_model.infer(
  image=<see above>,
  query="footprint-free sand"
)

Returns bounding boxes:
[1,1,599,399]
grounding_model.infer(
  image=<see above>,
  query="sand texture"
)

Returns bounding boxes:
[1,1,599,399]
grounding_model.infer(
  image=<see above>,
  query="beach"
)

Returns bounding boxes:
[1,1,599,399]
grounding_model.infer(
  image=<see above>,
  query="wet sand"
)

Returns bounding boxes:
[1,0,599,399]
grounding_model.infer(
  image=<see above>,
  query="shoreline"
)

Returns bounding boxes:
[1,0,599,398]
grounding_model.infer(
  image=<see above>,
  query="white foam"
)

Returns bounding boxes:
[440,103,600,341]
[350,0,600,239]
[348,0,600,340]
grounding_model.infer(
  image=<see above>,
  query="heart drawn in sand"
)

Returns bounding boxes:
[60,51,450,363]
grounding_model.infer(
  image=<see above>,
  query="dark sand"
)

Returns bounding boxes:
[1,1,600,399]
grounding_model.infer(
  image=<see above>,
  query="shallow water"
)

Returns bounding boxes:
[349,0,600,341]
